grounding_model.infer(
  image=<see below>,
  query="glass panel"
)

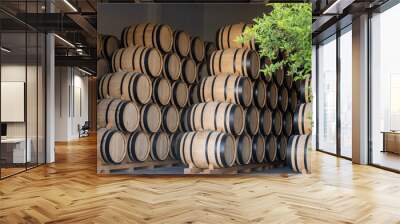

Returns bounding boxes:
[371,4,400,171]
[1,31,28,177]
[339,27,352,158]
[317,35,337,154]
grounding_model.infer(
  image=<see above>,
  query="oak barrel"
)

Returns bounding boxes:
[216,23,256,50]
[150,132,170,161]
[259,108,272,135]
[272,110,283,135]
[273,67,284,86]
[171,81,188,108]
[204,41,216,60]
[283,111,293,136]
[293,103,312,135]
[287,135,312,173]
[152,77,171,106]
[181,102,245,135]
[161,106,180,134]
[296,77,312,103]
[97,128,126,164]
[97,99,140,133]
[235,133,252,165]
[106,71,152,104]
[189,36,205,62]
[253,80,266,108]
[169,133,184,160]
[252,134,265,163]
[264,135,277,162]
[266,81,278,110]
[121,23,173,53]
[278,86,289,111]
[277,135,287,161]
[180,58,197,84]
[244,106,259,136]
[163,53,181,81]
[98,73,112,99]
[112,46,163,78]
[180,131,236,168]
[188,84,201,106]
[126,131,150,162]
[98,34,119,60]
[288,89,298,112]
[284,74,293,89]
[197,62,209,82]
[140,103,161,133]
[173,30,191,57]
[200,74,253,107]
[97,58,110,78]
[209,48,260,79]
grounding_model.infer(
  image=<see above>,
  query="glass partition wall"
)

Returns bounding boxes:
[0,2,46,179]
[315,26,353,159]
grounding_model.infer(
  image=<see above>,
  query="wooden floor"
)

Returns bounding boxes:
[1,135,400,223]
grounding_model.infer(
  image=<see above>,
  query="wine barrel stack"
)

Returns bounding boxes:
[97,22,313,174]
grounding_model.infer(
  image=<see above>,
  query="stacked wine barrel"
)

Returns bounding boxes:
[97,34,119,79]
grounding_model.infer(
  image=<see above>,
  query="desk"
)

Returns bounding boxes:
[1,138,31,163]
[382,131,400,154]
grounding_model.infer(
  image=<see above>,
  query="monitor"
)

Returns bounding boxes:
[1,123,7,137]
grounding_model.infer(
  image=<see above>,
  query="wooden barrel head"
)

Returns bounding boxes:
[296,77,312,103]
[267,81,278,110]
[204,41,216,60]
[236,133,252,165]
[252,134,265,163]
[277,135,287,161]
[163,53,181,81]
[273,67,284,86]
[152,78,171,106]
[140,103,161,133]
[294,103,312,135]
[157,24,174,53]
[287,135,312,173]
[145,48,163,78]
[253,80,267,108]
[265,135,277,162]
[97,58,110,78]
[259,108,272,135]
[170,133,184,160]
[272,110,283,135]
[284,74,293,89]
[97,98,114,128]
[188,84,200,105]
[190,37,205,62]
[98,128,126,164]
[127,131,150,162]
[288,89,298,112]
[244,106,259,136]
[279,86,289,112]
[283,111,293,136]
[150,132,170,161]
[131,72,152,104]
[161,106,180,133]
[181,58,197,84]
[171,81,188,108]
[246,50,260,79]
[197,62,209,82]
[173,30,190,57]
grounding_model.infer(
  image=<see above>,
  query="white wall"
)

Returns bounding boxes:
[55,67,89,141]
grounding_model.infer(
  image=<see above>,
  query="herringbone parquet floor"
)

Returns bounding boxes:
[1,135,400,224]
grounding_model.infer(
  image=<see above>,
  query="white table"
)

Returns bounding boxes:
[1,138,31,163]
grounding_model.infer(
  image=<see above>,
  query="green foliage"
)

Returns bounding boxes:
[238,3,312,80]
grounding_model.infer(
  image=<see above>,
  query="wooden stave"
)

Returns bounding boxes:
[288,89,298,112]
[284,74,293,89]
[264,135,277,162]
[188,84,201,106]
[97,99,140,133]
[204,41,216,61]
[122,23,173,54]
[97,73,112,99]
[197,62,210,83]
[171,81,189,108]
[244,106,260,136]
[209,48,260,79]
[160,105,180,134]
[181,102,245,135]
[97,98,114,129]
[272,110,283,135]
[126,131,150,162]
[283,111,293,136]
[98,34,120,60]
[189,36,205,63]
[259,108,273,136]
[266,81,278,110]
[97,58,110,79]
[286,134,312,173]
[169,133,184,160]
[200,74,253,107]
[140,103,162,133]
[273,67,284,86]
[216,23,256,50]
[150,132,170,161]
[180,58,198,84]
[253,80,267,108]
[162,52,182,81]
[277,135,287,161]
[293,103,312,135]
[172,30,191,57]
[251,134,265,164]
[278,86,289,112]
[107,71,152,105]
[179,131,237,169]
[296,77,312,103]
[152,77,172,106]
[235,133,252,165]
[97,128,126,164]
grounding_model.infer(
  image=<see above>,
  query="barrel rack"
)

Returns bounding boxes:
[184,161,285,174]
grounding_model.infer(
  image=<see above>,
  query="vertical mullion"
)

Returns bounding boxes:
[316,45,320,150]
[25,0,28,171]
[367,11,373,165]
[36,0,39,167]
[336,30,341,157]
